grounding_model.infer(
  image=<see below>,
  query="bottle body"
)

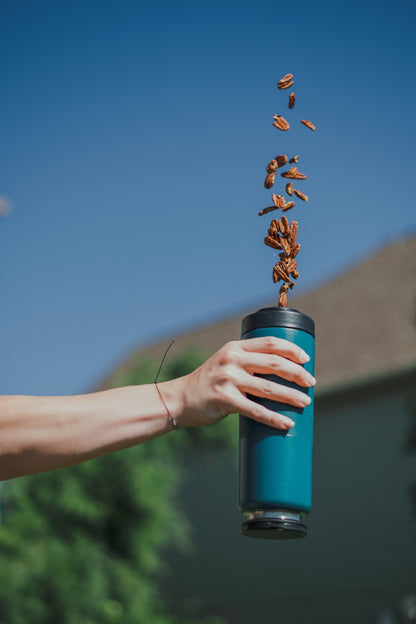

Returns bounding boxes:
[239,307,315,539]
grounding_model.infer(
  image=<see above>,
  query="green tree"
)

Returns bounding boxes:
[0,347,234,623]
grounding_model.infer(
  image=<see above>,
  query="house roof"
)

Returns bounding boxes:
[97,234,416,394]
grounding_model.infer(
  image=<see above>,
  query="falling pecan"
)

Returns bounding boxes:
[281,215,290,235]
[272,114,290,131]
[287,259,297,274]
[277,73,294,90]
[269,220,278,235]
[259,206,278,216]
[271,219,284,234]
[281,167,307,180]
[278,290,288,307]
[264,236,282,249]
[289,221,298,243]
[275,154,288,168]
[288,92,295,109]
[285,182,293,196]
[266,159,278,173]
[282,201,295,212]
[264,172,276,188]
[300,119,316,131]
[272,194,285,208]
[291,243,301,258]
[273,263,292,283]
[289,155,299,164]
[293,189,309,201]
[281,237,291,255]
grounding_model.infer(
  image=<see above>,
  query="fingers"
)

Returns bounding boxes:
[240,336,310,364]
[239,351,316,388]
[238,370,312,409]
[231,393,296,430]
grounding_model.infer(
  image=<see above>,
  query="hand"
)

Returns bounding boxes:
[164,337,316,430]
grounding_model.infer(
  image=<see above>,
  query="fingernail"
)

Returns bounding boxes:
[300,394,312,406]
[305,373,316,386]
[299,351,310,364]
[284,417,295,428]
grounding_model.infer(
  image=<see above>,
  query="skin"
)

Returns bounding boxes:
[0,337,315,480]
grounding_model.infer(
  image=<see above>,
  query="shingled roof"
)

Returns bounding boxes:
[97,235,416,394]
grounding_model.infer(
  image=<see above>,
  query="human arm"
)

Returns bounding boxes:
[0,337,315,480]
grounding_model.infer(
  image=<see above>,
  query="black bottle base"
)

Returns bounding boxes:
[242,516,307,540]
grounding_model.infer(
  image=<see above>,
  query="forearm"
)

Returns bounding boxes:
[0,338,316,480]
[0,383,179,480]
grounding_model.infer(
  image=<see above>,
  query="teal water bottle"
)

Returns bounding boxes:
[239,306,315,539]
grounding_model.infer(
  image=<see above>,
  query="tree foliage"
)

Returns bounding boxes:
[0,347,235,623]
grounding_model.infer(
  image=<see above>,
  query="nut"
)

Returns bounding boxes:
[264,236,282,249]
[273,262,292,283]
[278,290,287,307]
[266,159,278,173]
[288,92,295,109]
[291,243,301,258]
[281,215,290,235]
[300,119,316,131]
[289,221,298,244]
[281,237,291,255]
[289,155,299,164]
[293,189,309,201]
[259,206,278,216]
[282,201,295,211]
[275,154,288,168]
[272,115,290,131]
[281,167,307,180]
[264,172,276,188]
[277,73,294,90]
[272,194,285,208]
[285,182,293,196]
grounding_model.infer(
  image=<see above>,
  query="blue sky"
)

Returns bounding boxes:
[1,0,415,396]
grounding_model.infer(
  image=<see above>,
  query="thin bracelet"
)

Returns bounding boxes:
[155,382,179,430]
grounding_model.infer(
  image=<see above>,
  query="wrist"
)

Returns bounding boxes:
[155,378,188,429]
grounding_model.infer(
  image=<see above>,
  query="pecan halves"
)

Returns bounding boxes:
[272,194,285,208]
[281,166,307,180]
[275,154,288,168]
[273,263,292,283]
[291,243,301,258]
[286,258,297,274]
[266,159,279,173]
[300,119,316,131]
[293,189,309,201]
[281,237,291,255]
[281,215,290,235]
[289,155,299,164]
[272,114,290,131]
[277,73,294,90]
[264,172,276,188]
[282,201,295,212]
[264,236,282,249]
[288,92,295,109]
[278,290,288,307]
[271,219,284,234]
[285,181,293,196]
[289,221,298,244]
[259,206,278,216]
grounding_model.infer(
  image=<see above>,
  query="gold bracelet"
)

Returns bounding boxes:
[155,382,179,430]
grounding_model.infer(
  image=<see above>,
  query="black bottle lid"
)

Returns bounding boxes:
[241,307,315,337]
[242,517,307,540]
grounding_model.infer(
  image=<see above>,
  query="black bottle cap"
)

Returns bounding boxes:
[242,517,307,540]
[241,307,315,337]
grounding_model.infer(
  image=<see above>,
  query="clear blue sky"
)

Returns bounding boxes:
[1,0,415,396]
